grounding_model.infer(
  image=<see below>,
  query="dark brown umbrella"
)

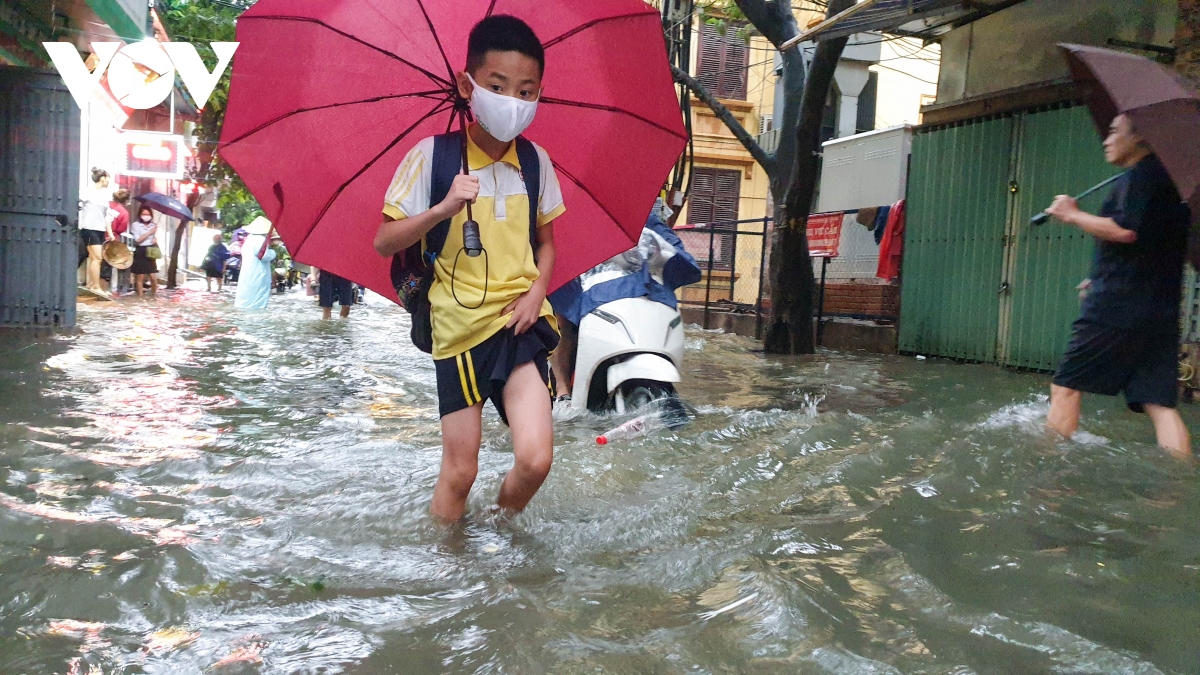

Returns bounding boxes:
[1059,44,1200,228]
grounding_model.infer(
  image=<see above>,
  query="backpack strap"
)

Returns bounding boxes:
[513,136,541,255]
[426,132,542,258]
[425,130,465,261]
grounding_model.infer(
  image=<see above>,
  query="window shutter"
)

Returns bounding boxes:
[714,171,740,222]
[722,27,748,100]
[686,167,740,270]
[697,23,724,97]
[688,169,716,224]
[697,22,748,101]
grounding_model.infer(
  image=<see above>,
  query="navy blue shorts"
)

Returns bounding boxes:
[433,317,558,424]
[1053,319,1180,412]
[319,273,354,308]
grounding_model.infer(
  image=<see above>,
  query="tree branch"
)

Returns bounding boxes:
[733,0,794,50]
[672,64,776,175]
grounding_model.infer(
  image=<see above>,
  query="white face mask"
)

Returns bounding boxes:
[140,215,153,223]
[466,73,539,143]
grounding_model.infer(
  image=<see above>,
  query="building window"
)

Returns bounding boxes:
[697,22,748,100]
[684,167,741,271]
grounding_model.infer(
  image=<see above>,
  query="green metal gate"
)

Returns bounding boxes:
[901,116,1013,363]
[900,105,1115,370]
[1002,106,1114,369]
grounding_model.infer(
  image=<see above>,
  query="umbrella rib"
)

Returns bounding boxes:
[552,163,632,248]
[540,97,688,140]
[295,100,455,249]
[542,11,655,50]
[221,90,451,147]
[413,0,456,83]
[240,15,451,87]
[485,0,498,17]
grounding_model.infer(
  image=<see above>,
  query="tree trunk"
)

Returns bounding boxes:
[166,220,186,289]
[763,0,854,355]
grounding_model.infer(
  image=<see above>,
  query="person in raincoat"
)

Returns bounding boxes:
[234,216,277,310]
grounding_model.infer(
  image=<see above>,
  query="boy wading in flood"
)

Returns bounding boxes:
[374,16,564,521]
[1044,113,1193,461]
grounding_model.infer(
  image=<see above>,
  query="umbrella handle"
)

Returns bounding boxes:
[1030,172,1126,226]
[459,110,474,224]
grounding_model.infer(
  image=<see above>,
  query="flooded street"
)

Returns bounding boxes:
[2,289,1198,674]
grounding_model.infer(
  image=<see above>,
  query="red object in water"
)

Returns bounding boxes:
[219,0,687,299]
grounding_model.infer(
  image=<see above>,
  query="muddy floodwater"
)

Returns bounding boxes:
[1,289,1198,674]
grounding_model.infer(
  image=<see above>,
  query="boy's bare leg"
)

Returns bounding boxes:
[1047,384,1082,440]
[322,307,332,320]
[497,361,554,512]
[1144,404,1192,461]
[340,305,350,318]
[431,402,483,522]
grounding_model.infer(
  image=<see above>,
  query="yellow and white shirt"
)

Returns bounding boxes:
[383,131,566,359]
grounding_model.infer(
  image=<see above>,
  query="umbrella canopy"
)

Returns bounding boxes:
[219,0,687,299]
[1060,44,1200,219]
[138,192,193,222]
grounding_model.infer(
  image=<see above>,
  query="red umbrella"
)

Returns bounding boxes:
[1059,44,1200,224]
[219,0,686,298]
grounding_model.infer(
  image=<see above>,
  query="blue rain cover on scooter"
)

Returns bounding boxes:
[549,212,702,326]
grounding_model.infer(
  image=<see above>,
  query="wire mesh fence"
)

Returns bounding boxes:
[675,216,772,338]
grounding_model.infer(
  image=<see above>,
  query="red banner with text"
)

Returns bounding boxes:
[807,212,843,258]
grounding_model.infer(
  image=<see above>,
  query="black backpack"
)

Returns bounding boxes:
[390,130,541,353]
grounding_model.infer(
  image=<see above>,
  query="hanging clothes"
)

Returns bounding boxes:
[856,206,879,230]
[876,199,906,282]
[872,204,892,245]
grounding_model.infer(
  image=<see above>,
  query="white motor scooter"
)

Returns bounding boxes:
[567,224,694,414]
[570,292,685,414]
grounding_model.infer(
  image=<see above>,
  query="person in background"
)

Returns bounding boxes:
[226,228,247,284]
[106,188,132,295]
[1044,113,1192,461]
[128,205,160,299]
[234,216,277,310]
[79,168,115,295]
[317,268,355,319]
[202,233,231,293]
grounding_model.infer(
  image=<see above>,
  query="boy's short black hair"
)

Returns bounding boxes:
[466,15,544,76]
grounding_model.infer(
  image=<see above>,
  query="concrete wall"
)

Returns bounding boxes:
[937,0,1178,104]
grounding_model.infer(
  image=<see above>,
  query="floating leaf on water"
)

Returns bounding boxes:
[145,627,199,654]
[48,620,106,638]
[212,638,267,669]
